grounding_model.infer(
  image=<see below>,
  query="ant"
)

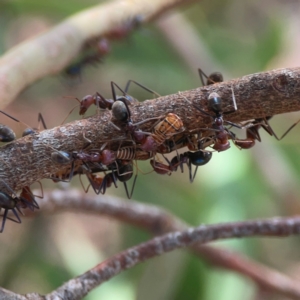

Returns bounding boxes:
[0,181,40,232]
[64,79,160,125]
[0,110,41,141]
[199,68,300,147]
[108,80,165,146]
[80,160,137,199]
[75,145,142,198]
[83,171,117,195]
[185,69,257,151]
[151,134,212,182]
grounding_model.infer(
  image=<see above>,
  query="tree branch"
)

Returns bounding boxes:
[0,0,192,109]
[22,190,300,299]
[1,67,300,193]
[30,193,300,300]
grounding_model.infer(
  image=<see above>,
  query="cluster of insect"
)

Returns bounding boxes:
[0,69,296,233]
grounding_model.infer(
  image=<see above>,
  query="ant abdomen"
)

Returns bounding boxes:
[208,92,222,113]
[0,124,16,142]
[188,151,212,166]
[112,101,129,122]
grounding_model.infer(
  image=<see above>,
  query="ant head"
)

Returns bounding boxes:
[22,127,37,137]
[0,125,16,142]
[207,72,223,85]
[208,92,222,114]
[51,151,72,165]
[112,100,130,122]
[80,95,94,115]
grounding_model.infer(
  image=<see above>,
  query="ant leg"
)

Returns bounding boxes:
[111,81,127,100]
[0,208,22,233]
[124,80,161,97]
[0,110,19,122]
[264,117,300,141]
[123,174,137,199]
[61,96,81,124]
[198,68,208,86]
[0,210,8,233]
[49,160,75,183]
[38,113,47,130]
[33,181,44,200]
[2,111,34,131]
[82,173,99,194]
[188,160,198,183]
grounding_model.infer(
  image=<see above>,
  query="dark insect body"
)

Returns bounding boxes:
[0,182,41,233]
[0,110,23,142]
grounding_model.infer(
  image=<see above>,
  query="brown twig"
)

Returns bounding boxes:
[1,67,300,193]
[27,192,300,300]
[0,0,193,109]
[7,189,299,300]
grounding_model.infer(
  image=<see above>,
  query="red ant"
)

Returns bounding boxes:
[64,80,160,126]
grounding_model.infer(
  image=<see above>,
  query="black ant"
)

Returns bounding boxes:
[151,135,212,182]
[0,181,40,232]
[109,80,165,146]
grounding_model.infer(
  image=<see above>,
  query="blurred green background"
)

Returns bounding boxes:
[1,1,300,299]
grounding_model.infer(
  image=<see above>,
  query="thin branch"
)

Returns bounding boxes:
[1,67,300,193]
[0,0,193,109]
[39,211,300,300]
[22,189,300,300]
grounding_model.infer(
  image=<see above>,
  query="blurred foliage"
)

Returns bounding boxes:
[0,0,300,299]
